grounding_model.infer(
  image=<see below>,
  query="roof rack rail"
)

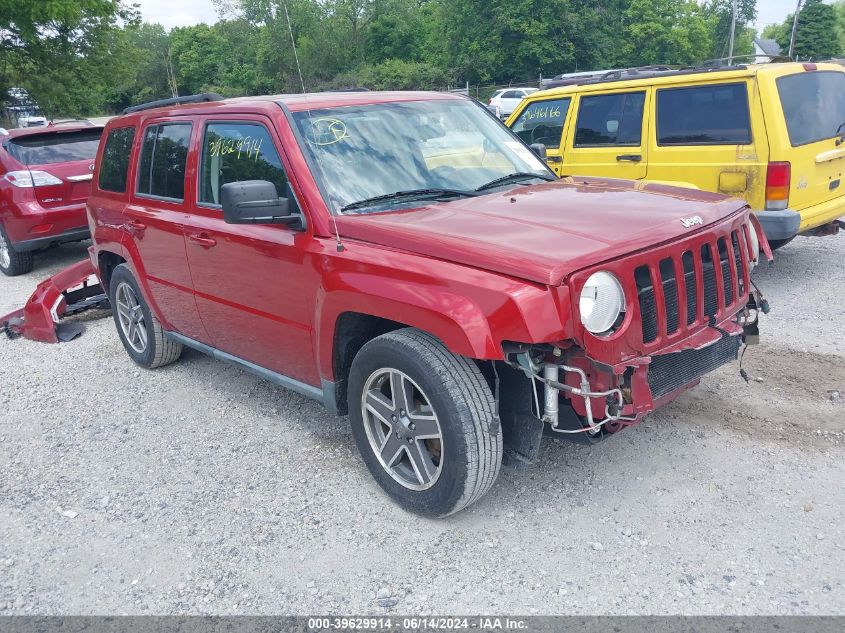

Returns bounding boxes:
[699,54,792,66]
[123,93,225,115]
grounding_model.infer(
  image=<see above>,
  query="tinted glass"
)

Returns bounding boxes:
[137,123,191,200]
[574,92,645,147]
[7,129,102,165]
[199,122,289,205]
[501,91,521,99]
[657,83,751,145]
[98,127,135,193]
[510,98,571,149]
[777,71,845,146]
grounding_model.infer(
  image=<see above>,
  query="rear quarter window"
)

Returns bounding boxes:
[6,129,102,165]
[98,127,136,193]
[656,83,751,145]
[777,70,845,146]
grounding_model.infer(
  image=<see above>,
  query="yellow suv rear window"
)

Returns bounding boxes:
[777,70,845,146]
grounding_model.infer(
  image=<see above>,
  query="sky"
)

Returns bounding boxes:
[133,0,220,29]
[132,0,813,33]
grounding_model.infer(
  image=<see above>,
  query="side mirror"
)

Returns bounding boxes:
[220,180,297,225]
[529,143,548,160]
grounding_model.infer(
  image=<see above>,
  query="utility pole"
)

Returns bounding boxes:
[727,0,738,65]
[789,0,803,59]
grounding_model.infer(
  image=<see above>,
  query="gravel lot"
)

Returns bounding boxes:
[1,234,844,615]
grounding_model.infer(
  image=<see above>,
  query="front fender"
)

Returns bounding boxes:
[314,246,570,381]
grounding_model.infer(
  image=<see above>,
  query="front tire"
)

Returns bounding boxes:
[768,236,795,251]
[348,328,502,517]
[109,264,182,369]
[0,224,34,276]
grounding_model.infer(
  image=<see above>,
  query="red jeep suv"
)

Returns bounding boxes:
[87,91,768,516]
[0,122,103,275]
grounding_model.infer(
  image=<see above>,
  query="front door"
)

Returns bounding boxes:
[563,89,649,179]
[182,117,320,386]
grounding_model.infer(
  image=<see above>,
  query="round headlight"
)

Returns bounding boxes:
[579,271,625,335]
[747,222,760,269]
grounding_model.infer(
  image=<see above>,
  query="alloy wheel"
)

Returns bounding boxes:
[361,368,444,491]
[115,282,148,354]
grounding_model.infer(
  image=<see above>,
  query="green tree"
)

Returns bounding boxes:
[771,0,843,60]
[0,0,132,117]
[622,0,715,67]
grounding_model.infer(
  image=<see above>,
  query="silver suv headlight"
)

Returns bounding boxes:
[579,271,625,335]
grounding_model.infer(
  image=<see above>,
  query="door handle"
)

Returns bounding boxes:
[546,156,562,163]
[616,154,642,162]
[188,232,217,248]
[125,220,146,237]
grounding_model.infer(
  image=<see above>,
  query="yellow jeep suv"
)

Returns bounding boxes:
[506,62,845,248]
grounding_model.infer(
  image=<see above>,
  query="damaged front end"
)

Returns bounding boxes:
[496,213,772,464]
[1,256,108,343]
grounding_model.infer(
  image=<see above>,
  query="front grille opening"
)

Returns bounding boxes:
[731,231,745,296]
[717,237,734,307]
[682,250,697,325]
[635,264,658,344]
[701,244,718,318]
[659,258,679,334]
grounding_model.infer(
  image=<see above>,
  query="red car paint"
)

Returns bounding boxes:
[0,124,103,249]
[1,257,99,343]
[84,91,768,426]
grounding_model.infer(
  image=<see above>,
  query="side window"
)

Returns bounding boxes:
[510,98,571,149]
[657,83,752,145]
[574,92,646,147]
[199,122,290,206]
[98,127,135,193]
[501,90,521,100]
[136,123,192,201]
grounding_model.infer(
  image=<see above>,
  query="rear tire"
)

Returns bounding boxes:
[109,264,182,369]
[348,328,502,517]
[0,224,34,276]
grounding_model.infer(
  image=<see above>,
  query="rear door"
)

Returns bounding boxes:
[6,128,102,208]
[563,89,649,179]
[127,118,206,341]
[646,80,764,206]
[509,96,573,175]
[766,67,845,214]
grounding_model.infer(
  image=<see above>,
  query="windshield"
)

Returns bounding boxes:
[777,70,845,147]
[291,99,552,213]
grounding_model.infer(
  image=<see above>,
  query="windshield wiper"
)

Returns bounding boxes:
[340,188,479,212]
[836,121,845,146]
[474,171,556,192]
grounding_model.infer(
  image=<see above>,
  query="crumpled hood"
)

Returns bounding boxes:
[334,177,748,286]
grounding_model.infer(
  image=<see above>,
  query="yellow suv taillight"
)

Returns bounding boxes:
[765,161,791,210]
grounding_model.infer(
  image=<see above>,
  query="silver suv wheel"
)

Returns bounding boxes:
[115,281,148,353]
[362,368,444,491]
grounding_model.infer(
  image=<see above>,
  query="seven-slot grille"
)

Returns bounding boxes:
[635,227,750,346]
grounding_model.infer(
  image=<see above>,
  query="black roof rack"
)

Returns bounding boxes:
[543,63,749,90]
[123,93,225,115]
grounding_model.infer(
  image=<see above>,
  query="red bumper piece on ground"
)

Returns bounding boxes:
[0,259,104,343]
